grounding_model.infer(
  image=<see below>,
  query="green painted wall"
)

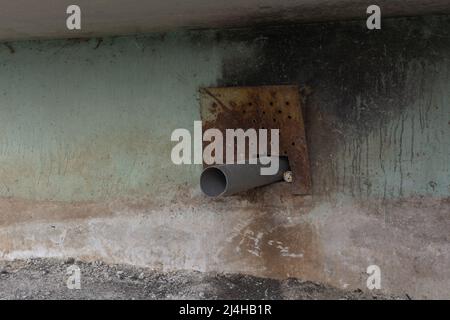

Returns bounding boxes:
[0,34,254,201]
[0,15,449,298]
[0,16,448,203]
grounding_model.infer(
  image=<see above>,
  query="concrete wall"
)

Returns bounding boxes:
[0,15,448,298]
[3,0,450,41]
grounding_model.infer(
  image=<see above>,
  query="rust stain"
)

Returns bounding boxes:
[199,85,312,195]
[221,212,324,281]
[261,223,323,279]
[0,195,160,228]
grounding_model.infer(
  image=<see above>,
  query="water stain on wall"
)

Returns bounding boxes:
[0,15,448,297]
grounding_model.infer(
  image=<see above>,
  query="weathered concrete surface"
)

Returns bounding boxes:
[0,15,449,299]
[1,0,450,41]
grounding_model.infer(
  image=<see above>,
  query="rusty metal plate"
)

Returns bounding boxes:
[199,85,312,195]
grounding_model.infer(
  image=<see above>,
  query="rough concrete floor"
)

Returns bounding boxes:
[0,258,401,300]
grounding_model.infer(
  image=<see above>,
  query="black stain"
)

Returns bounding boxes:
[215,15,449,133]
[206,15,450,198]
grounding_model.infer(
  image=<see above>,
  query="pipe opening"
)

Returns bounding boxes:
[200,167,227,197]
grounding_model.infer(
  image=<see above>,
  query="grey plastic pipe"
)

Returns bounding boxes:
[200,156,290,197]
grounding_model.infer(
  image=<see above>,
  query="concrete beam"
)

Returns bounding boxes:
[1,0,450,41]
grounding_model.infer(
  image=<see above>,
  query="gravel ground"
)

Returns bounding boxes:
[0,258,401,300]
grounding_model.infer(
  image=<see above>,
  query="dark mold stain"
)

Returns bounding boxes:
[3,43,15,54]
[211,15,450,198]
